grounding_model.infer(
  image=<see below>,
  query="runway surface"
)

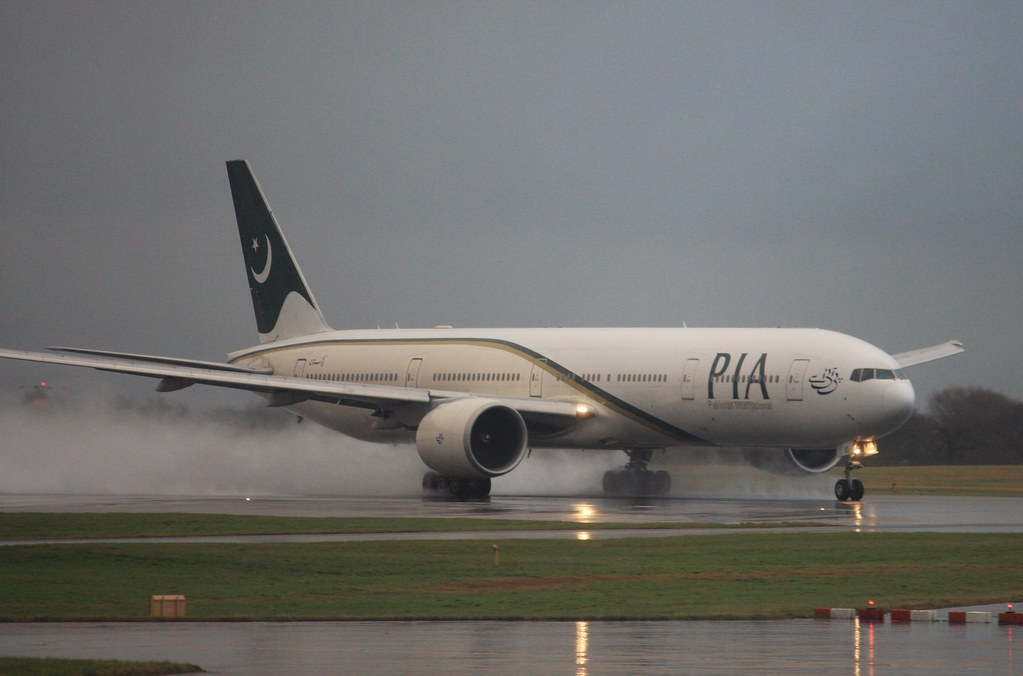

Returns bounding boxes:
[1,612,1019,675]
[2,492,1022,534]
[1,492,1021,674]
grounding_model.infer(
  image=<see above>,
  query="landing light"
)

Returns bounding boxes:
[852,440,879,457]
[575,404,595,418]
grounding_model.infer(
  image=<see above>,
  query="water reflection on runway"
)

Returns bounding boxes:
[3,493,1022,533]
[0,615,1016,675]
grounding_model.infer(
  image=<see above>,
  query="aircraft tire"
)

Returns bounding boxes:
[850,479,864,501]
[652,470,671,495]
[834,479,850,501]
[466,477,491,499]
[619,471,642,496]
[602,471,618,494]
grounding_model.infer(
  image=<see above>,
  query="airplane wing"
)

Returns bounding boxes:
[892,339,965,368]
[0,347,583,420]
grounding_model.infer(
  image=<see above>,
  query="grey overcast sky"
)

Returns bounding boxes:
[1,1,1020,407]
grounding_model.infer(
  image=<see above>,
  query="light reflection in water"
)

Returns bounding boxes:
[839,499,879,532]
[851,502,863,530]
[852,615,876,676]
[573,503,597,523]
[575,621,588,676]
[853,616,860,676]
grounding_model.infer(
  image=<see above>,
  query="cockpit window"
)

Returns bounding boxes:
[851,367,906,382]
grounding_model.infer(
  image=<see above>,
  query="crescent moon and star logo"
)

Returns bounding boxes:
[250,235,273,284]
[809,367,842,395]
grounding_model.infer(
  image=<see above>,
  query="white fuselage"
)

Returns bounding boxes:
[228,326,915,452]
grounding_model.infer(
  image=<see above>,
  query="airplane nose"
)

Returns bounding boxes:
[881,380,915,430]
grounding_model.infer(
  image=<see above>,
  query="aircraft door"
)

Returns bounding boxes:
[529,360,546,397]
[681,358,699,400]
[786,359,810,401]
[405,358,423,388]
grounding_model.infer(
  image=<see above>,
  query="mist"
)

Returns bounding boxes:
[1,392,834,500]
[1,395,421,496]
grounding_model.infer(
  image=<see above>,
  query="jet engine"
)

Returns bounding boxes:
[742,447,844,476]
[415,399,528,479]
[785,448,843,473]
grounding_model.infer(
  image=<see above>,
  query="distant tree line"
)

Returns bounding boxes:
[879,387,1023,465]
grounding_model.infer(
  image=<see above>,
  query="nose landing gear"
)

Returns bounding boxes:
[834,458,865,501]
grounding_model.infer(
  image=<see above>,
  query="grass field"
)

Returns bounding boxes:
[1,532,1020,621]
[0,657,201,675]
[846,465,1023,496]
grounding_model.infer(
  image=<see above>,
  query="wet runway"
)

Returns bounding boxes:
[1,613,1018,675]
[1,493,1021,673]
[3,492,1023,534]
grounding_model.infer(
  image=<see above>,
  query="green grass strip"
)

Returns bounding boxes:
[854,465,1023,496]
[1,532,1019,621]
[0,657,201,675]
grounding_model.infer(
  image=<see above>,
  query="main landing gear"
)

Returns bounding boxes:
[834,458,865,502]
[602,449,672,497]
[422,472,491,499]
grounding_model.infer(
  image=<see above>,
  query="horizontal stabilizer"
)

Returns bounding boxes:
[893,339,964,367]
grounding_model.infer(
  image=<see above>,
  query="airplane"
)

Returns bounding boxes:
[0,160,964,500]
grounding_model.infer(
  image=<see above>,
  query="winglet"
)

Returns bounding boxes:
[226,160,332,343]
[893,339,965,368]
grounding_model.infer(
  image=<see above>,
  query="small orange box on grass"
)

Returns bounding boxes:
[150,595,186,618]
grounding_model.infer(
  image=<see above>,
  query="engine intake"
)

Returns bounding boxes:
[415,399,528,479]
[785,447,843,474]
[742,447,844,475]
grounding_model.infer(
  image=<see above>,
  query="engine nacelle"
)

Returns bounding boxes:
[742,447,844,475]
[785,447,844,474]
[415,399,528,479]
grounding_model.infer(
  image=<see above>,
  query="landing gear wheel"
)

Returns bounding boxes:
[601,468,672,496]
[850,478,864,501]
[422,472,443,491]
[602,470,618,494]
[834,479,850,501]
[422,473,491,499]
[651,470,671,495]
